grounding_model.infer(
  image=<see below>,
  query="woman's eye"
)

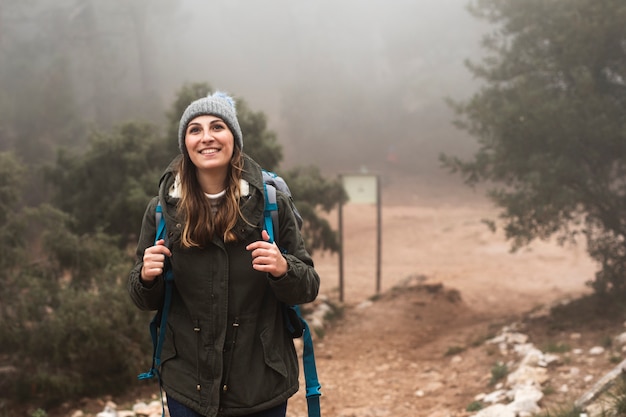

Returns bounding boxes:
[188,126,201,134]
[212,124,225,131]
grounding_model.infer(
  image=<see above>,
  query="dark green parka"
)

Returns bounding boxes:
[128,155,320,416]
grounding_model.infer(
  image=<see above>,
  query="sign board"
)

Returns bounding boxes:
[338,173,382,302]
[342,174,378,204]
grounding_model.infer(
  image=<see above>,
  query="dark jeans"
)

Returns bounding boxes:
[167,395,287,417]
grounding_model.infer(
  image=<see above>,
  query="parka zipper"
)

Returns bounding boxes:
[222,317,240,392]
[194,319,201,392]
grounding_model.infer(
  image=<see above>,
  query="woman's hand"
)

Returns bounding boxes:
[141,239,172,282]
[246,230,288,278]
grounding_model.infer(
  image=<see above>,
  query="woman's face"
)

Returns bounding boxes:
[185,114,235,174]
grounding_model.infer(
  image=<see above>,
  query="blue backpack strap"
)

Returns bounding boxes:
[137,201,173,417]
[263,181,278,244]
[262,181,322,417]
[296,306,322,417]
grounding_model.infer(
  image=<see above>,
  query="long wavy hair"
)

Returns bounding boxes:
[175,147,245,247]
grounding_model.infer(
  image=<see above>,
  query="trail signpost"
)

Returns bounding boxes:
[339,173,381,302]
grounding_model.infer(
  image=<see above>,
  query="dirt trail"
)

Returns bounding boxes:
[285,171,598,417]
[315,172,595,314]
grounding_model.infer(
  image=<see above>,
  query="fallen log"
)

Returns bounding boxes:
[575,357,626,409]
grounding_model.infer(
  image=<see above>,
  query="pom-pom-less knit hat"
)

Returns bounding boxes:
[178,91,243,153]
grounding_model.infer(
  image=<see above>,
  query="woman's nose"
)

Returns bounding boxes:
[201,129,213,140]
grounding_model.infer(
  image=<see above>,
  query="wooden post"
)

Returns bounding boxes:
[376,175,382,294]
[338,187,344,303]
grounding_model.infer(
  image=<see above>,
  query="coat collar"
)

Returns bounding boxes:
[158,154,264,199]
[157,154,266,242]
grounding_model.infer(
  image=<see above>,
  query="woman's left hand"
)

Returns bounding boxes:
[246,230,288,278]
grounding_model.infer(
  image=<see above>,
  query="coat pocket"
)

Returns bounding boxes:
[161,324,177,364]
[260,327,288,378]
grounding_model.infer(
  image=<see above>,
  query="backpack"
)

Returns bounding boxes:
[138,170,321,417]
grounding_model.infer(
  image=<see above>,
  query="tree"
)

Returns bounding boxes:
[45,122,164,246]
[442,0,626,294]
[0,152,28,269]
[0,152,146,408]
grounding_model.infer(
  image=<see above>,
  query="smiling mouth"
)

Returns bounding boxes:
[200,149,220,154]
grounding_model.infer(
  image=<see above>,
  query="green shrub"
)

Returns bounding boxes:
[543,341,571,353]
[489,362,508,386]
[466,401,483,412]
[0,242,152,408]
[444,346,465,356]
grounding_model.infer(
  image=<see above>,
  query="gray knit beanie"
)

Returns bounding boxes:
[178,91,243,153]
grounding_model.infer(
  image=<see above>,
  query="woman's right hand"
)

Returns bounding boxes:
[141,239,172,282]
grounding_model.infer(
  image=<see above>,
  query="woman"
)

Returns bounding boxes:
[128,91,320,417]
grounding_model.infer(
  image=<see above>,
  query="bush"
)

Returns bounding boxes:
[0,237,152,408]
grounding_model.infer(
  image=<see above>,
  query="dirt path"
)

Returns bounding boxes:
[315,172,595,314]
[285,172,598,417]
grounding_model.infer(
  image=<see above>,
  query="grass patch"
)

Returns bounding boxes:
[489,361,508,386]
[466,401,483,412]
[444,345,465,356]
[542,341,571,353]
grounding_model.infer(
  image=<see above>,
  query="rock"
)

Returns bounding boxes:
[589,346,605,355]
[516,346,544,366]
[134,400,163,417]
[482,389,507,404]
[506,364,548,387]
[508,385,543,415]
[615,332,626,345]
[473,403,516,417]
[422,381,444,393]
[96,404,117,417]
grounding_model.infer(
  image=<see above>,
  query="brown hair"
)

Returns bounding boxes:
[176,148,245,247]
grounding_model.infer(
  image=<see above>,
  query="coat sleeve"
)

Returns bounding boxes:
[268,191,320,306]
[128,196,166,311]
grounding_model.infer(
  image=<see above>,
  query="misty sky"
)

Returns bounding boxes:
[145,0,487,172]
[3,0,489,173]
[159,0,485,109]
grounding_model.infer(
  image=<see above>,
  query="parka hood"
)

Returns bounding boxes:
[157,154,264,199]
[155,153,268,243]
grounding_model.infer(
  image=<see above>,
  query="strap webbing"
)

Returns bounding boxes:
[263,183,322,417]
[297,307,322,417]
[137,202,172,417]
[263,182,278,243]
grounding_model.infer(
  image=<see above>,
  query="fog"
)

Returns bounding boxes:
[158,0,487,173]
[2,0,488,175]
